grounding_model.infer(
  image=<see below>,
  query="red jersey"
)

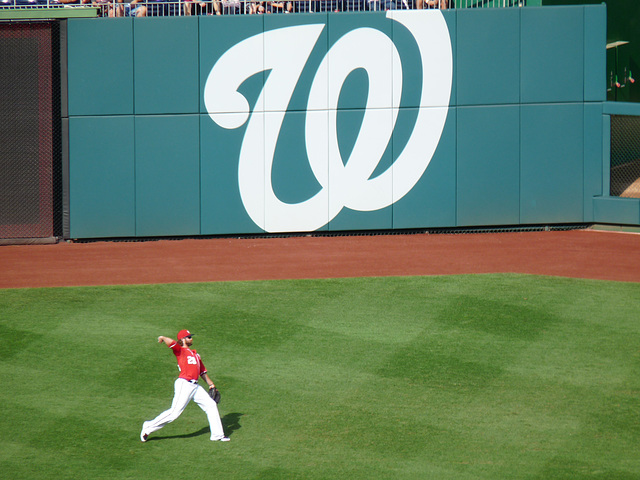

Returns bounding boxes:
[169,342,207,381]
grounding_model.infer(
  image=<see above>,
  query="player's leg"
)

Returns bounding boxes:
[193,386,228,441]
[141,379,197,440]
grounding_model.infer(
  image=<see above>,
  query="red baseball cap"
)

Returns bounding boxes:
[177,329,194,340]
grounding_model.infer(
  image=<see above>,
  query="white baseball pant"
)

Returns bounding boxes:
[142,378,226,440]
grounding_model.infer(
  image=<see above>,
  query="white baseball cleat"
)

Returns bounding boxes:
[211,437,230,442]
[140,422,149,442]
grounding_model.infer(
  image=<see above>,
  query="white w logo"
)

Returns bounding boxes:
[204,11,452,233]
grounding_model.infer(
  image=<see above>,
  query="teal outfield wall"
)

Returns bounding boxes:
[66,5,611,238]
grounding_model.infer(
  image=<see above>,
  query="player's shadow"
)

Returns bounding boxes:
[150,426,210,441]
[221,412,243,437]
[148,412,243,441]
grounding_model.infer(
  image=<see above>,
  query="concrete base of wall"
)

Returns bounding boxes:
[593,196,640,226]
[0,237,60,246]
[590,224,640,233]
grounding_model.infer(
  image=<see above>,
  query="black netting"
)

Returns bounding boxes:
[610,115,640,198]
[0,21,59,239]
[51,21,62,237]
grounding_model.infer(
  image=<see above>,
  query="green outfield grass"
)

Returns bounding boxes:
[0,274,638,479]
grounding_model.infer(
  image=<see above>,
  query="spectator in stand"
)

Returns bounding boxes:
[416,0,448,8]
[248,0,290,13]
[248,0,265,13]
[126,0,147,16]
[184,0,204,15]
[106,0,125,16]
[268,0,292,12]
[219,0,240,14]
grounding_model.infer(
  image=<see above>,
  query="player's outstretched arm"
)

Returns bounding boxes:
[157,335,176,346]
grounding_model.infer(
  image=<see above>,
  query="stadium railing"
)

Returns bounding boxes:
[0,0,526,17]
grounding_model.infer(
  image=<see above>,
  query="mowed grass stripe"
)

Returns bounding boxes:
[0,274,638,479]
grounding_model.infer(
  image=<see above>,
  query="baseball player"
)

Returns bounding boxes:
[140,329,230,442]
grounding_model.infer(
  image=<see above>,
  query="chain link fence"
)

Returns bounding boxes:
[0,21,61,241]
[610,115,640,198]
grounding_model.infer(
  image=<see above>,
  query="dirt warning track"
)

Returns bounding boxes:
[0,230,639,289]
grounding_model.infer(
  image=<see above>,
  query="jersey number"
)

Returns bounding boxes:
[187,356,198,365]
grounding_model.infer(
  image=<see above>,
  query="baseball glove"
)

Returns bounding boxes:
[209,386,221,403]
